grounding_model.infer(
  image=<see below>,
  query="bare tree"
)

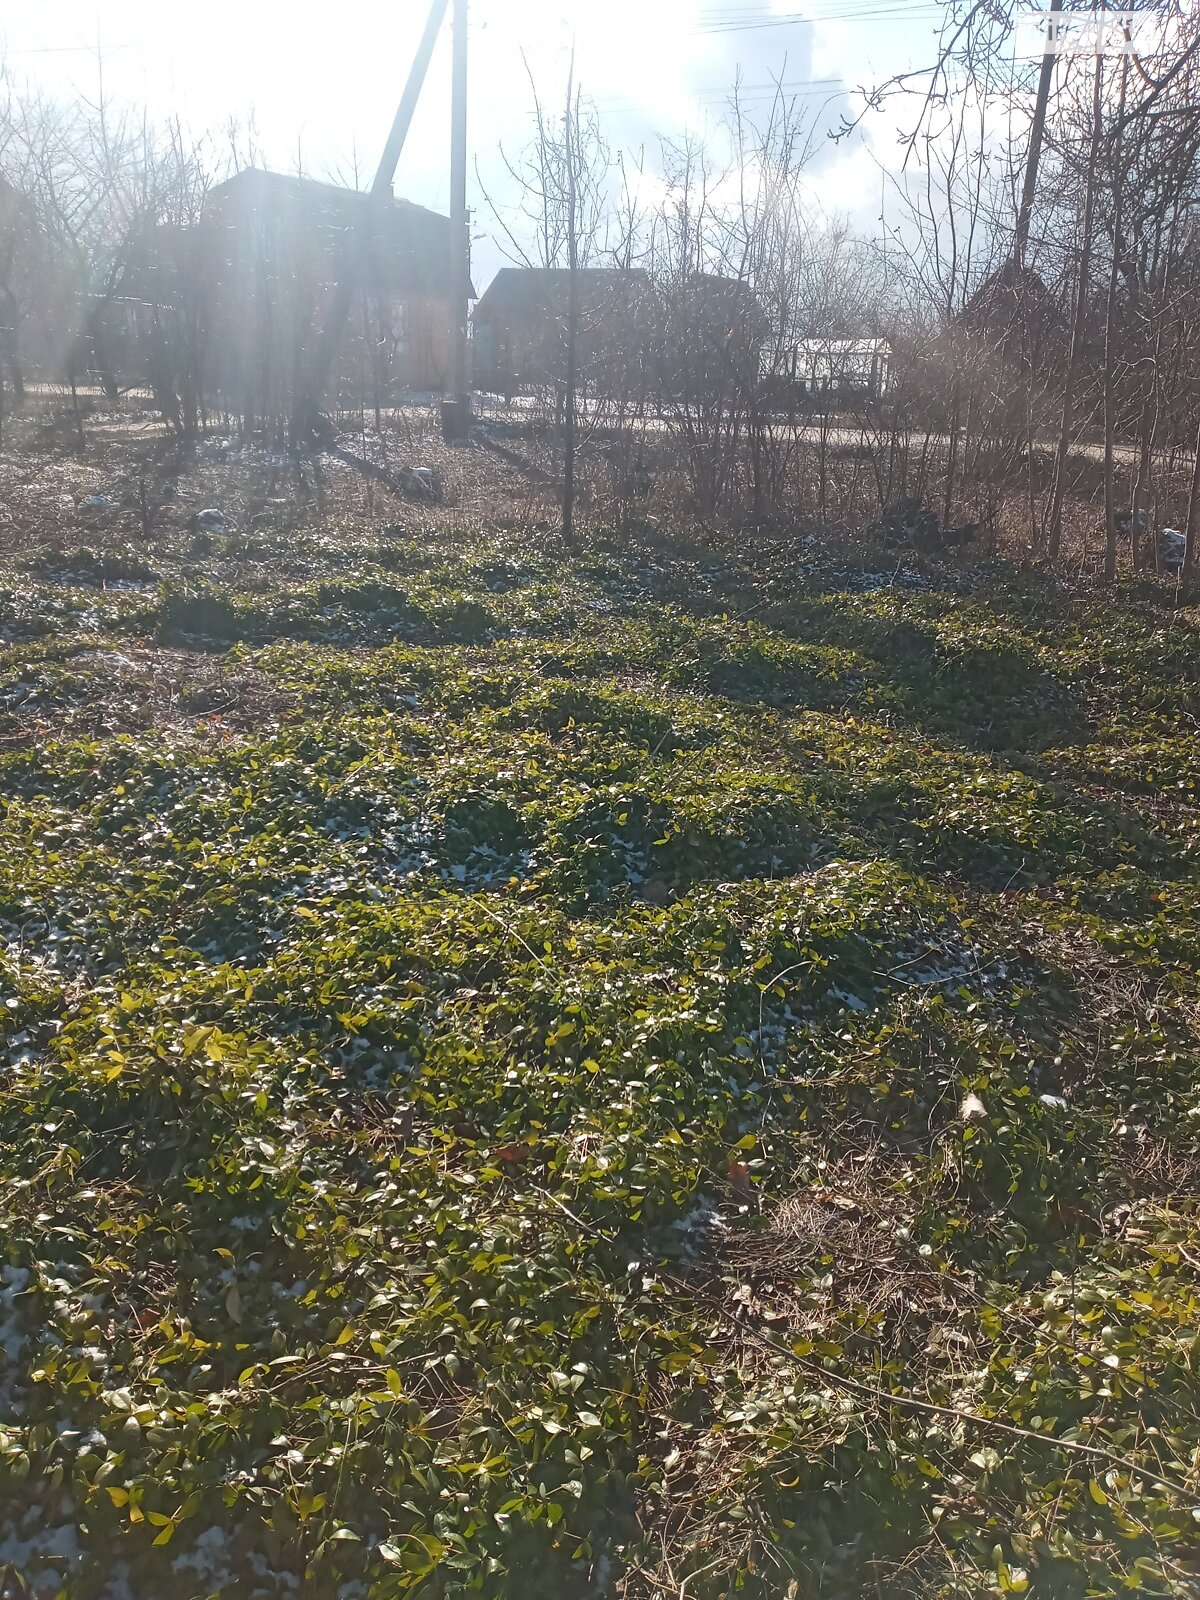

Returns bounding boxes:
[480,58,609,544]
[1103,44,1131,584]
[1045,50,1104,564]
[0,75,213,440]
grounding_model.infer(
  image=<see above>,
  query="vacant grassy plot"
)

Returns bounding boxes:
[2,513,1200,1598]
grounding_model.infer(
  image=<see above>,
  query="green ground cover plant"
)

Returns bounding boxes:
[2,521,1199,1598]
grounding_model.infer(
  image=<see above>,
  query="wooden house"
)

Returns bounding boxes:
[472,267,656,400]
[472,266,768,405]
[196,168,464,412]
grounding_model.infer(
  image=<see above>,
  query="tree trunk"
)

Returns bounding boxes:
[562,79,580,548]
[943,381,960,531]
[89,308,121,405]
[68,342,86,450]
[1131,394,1156,569]
[1183,409,1200,593]
[1103,52,1129,584]
[1046,50,1104,563]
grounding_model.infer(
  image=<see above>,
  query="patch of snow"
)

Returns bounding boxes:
[172,1523,232,1584]
[828,986,868,1012]
[0,1516,81,1593]
[0,1264,30,1378]
[99,1565,139,1600]
[668,1196,727,1257]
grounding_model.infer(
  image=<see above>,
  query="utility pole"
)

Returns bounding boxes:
[310,0,451,409]
[1014,0,1063,270]
[442,0,471,441]
[372,0,453,201]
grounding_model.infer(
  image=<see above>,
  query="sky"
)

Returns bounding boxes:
[0,0,961,287]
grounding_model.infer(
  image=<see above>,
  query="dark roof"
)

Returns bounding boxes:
[689,271,755,297]
[673,273,770,341]
[474,266,652,321]
[961,261,1059,334]
[208,167,449,232]
[472,266,769,344]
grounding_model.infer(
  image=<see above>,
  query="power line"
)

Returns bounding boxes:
[596,73,845,107]
[2,43,131,55]
[696,13,941,36]
[598,91,855,121]
[692,1,941,33]
[695,0,934,16]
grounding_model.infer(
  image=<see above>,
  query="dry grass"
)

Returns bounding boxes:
[4,396,1193,592]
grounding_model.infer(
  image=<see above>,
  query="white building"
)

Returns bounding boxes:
[769,338,892,401]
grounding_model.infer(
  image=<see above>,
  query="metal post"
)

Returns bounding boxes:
[442,0,471,440]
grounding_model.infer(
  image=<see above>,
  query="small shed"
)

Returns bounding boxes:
[770,338,892,402]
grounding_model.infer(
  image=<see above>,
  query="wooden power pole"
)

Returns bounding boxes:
[310,0,454,410]
[441,0,471,441]
[1014,0,1063,270]
[372,0,454,203]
